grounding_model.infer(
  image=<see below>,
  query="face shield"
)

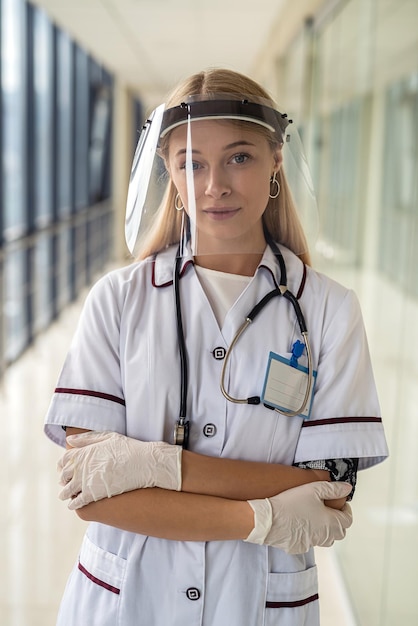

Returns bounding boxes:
[125,94,318,260]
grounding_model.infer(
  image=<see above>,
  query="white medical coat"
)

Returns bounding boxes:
[45,244,388,626]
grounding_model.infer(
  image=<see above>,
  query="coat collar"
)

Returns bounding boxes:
[151,245,194,287]
[151,243,306,298]
[258,245,306,298]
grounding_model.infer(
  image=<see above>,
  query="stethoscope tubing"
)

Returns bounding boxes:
[173,255,189,447]
[219,306,314,417]
[173,239,313,447]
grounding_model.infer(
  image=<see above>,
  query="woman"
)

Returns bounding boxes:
[45,68,388,626]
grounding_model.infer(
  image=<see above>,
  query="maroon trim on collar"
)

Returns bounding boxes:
[296,263,307,299]
[55,387,126,407]
[78,562,120,595]
[266,593,319,609]
[302,416,382,428]
[151,257,195,288]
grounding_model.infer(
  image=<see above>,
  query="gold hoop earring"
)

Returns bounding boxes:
[269,173,280,199]
[174,193,184,211]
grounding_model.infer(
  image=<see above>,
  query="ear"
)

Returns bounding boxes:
[272,146,283,174]
[157,147,171,175]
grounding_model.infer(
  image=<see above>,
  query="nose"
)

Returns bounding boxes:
[204,166,231,199]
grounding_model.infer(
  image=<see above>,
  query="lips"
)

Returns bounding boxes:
[203,207,241,220]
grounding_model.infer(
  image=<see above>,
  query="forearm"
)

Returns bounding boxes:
[77,487,254,541]
[182,456,344,509]
[65,427,338,506]
[182,450,331,500]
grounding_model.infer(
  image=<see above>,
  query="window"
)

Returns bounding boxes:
[74,46,89,211]
[89,80,112,204]
[380,73,418,294]
[56,30,74,218]
[32,6,54,227]
[4,247,29,360]
[1,0,27,239]
[0,0,114,369]
[33,233,53,332]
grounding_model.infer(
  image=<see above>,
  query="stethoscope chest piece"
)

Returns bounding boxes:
[174,419,189,449]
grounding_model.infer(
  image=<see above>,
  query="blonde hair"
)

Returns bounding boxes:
[136,68,311,266]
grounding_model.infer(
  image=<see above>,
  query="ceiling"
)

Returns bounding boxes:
[29,0,288,106]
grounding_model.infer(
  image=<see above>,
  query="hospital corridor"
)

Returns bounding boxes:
[1,0,417,625]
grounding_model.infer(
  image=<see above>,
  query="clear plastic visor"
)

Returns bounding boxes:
[125,95,318,261]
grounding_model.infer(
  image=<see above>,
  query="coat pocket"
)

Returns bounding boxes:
[264,566,319,626]
[57,534,127,626]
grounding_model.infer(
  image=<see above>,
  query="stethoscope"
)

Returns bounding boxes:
[173,232,313,448]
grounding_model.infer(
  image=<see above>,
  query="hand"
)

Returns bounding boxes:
[245,481,353,554]
[58,431,182,510]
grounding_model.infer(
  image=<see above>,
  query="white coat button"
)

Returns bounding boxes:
[203,423,217,438]
[212,347,226,360]
[186,587,201,601]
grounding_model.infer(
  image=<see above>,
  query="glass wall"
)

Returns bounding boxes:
[380,74,418,297]
[0,0,114,373]
[1,0,29,361]
[278,0,418,624]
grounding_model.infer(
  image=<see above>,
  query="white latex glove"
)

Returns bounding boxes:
[245,481,353,554]
[58,431,182,510]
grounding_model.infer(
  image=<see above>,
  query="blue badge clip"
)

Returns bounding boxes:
[290,340,305,368]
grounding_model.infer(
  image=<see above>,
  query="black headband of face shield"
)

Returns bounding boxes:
[159,99,292,142]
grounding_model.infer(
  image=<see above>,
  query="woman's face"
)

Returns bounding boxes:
[167,120,281,255]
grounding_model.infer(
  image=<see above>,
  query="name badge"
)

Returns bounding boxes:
[261,350,317,419]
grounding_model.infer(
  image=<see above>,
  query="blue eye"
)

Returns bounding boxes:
[232,153,249,164]
[180,161,200,171]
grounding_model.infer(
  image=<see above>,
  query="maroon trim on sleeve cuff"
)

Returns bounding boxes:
[266,593,319,608]
[302,416,382,428]
[55,387,126,406]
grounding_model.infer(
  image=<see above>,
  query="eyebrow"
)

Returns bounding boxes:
[174,139,256,157]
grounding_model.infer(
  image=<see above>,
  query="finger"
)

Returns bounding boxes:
[326,503,353,537]
[315,481,353,501]
[58,457,76,484]
[317,537,336,549]
[338,503,353,529]
[66,430,114,448]
[58,465,74,487]
[57,451,78,487]
[59,479,80,501]
[67,492,86,510]
[57,447,77,473]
